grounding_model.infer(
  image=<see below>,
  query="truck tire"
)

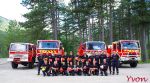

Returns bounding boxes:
[130,62,137,68]
[28,62,34,69]
[28,58,35,69]
[11,62,18,69]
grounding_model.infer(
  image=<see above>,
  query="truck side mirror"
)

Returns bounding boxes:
[7,46,10,51]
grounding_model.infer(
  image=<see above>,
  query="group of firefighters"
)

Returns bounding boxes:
[37,51,120,76]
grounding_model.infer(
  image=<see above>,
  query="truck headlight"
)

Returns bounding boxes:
[9,54,14,58]
[22,54,28,59]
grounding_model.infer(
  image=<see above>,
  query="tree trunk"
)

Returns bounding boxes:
[51,0,58,40]
[140,26,149,61]
[88,15,92,41]
[109,0,113,44]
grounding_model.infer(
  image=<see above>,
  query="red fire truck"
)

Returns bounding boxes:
[112,40,141,67]
[36,40,64,57]
[78,41,107,56]
[8,43,36,69]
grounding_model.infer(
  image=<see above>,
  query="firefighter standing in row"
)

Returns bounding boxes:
[107,53,112,74]
[99,51,107,76]
[111,51,120,75]
[67,51,74,66]
[37,55,44,75]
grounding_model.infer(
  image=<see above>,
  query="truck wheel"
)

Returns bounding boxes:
[28,58,35,69]
[11,62,18,69]
[28,62,34,69]
[130,62,137,68]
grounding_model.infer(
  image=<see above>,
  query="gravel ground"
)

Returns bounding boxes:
[0,58,150,83]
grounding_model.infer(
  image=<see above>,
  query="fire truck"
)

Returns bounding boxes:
[8,43,36,69]
[112,40,141,67]
[78,41,107,56]
[36,40,64,57]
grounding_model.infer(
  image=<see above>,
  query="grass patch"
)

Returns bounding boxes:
[139,59,150,64]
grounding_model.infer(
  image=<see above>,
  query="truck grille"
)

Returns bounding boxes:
[14,55,22,58]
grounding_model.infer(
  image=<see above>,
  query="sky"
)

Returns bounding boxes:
[0,0,70,22]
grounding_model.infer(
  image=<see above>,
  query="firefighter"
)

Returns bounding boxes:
[67,62,75,76]
[75,61,82,76]
[94,52,100,72]
[75,52,82,67]
[67,51,74,66]
[62,52,68,65]
[37,55,44,75]
[88,53,95,65]
[41,58,49,76]
[83,61,91,76]
[111,51,120,75]
[56,52,62,69]
[60,52,68,75]
[100,59,108,76]
[48,57,53,76]
[52,61,59,76]
[106,53,112,74]
[60,61,68,75]
[48,54,54,66]
[100,51,107,64]
[99,51,107,74]
[90,59,99,75]
[81,52,88,67]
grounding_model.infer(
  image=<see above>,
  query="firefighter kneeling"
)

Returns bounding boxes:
[38,52,120,76]
[67,62,75,76]
[83,61,90,76]
[52,61,59,76]
[100,59,108,76]
[41,58,49,76]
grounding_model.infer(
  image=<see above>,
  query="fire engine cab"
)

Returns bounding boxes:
[78,41,106,56]
[8,43,36,69]
[112,40,141,67]
[36,40,64,57]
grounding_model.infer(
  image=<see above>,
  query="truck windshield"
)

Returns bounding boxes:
[87,42,105,50]
[38,41,58,49]
[10,44,27,51]
[122,42,139,49]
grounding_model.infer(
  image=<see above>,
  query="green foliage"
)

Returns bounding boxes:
[0,20,28,58]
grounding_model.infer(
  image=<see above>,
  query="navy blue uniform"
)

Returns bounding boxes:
[88,55,94,65]
[94,55,100,69]
[61,56,68,65]
[60,62,68,75]
[100,62,108,76]
[52,63,59,76]
[37,56,44,75]
[75,62,82,75]
[111,54,119,75]
[91,63,99,75]
[99,54,107,64]
[107,56,112,74]
[81,55,88,67]
[56,55,61,68]
[49,55,54,66]
[67,55,74,66]
[41,63,50,76]
[83,63,91,76]
[67,65,75,76]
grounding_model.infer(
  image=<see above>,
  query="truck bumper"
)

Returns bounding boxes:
[7,58,28,62]
[120,56,141,64]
